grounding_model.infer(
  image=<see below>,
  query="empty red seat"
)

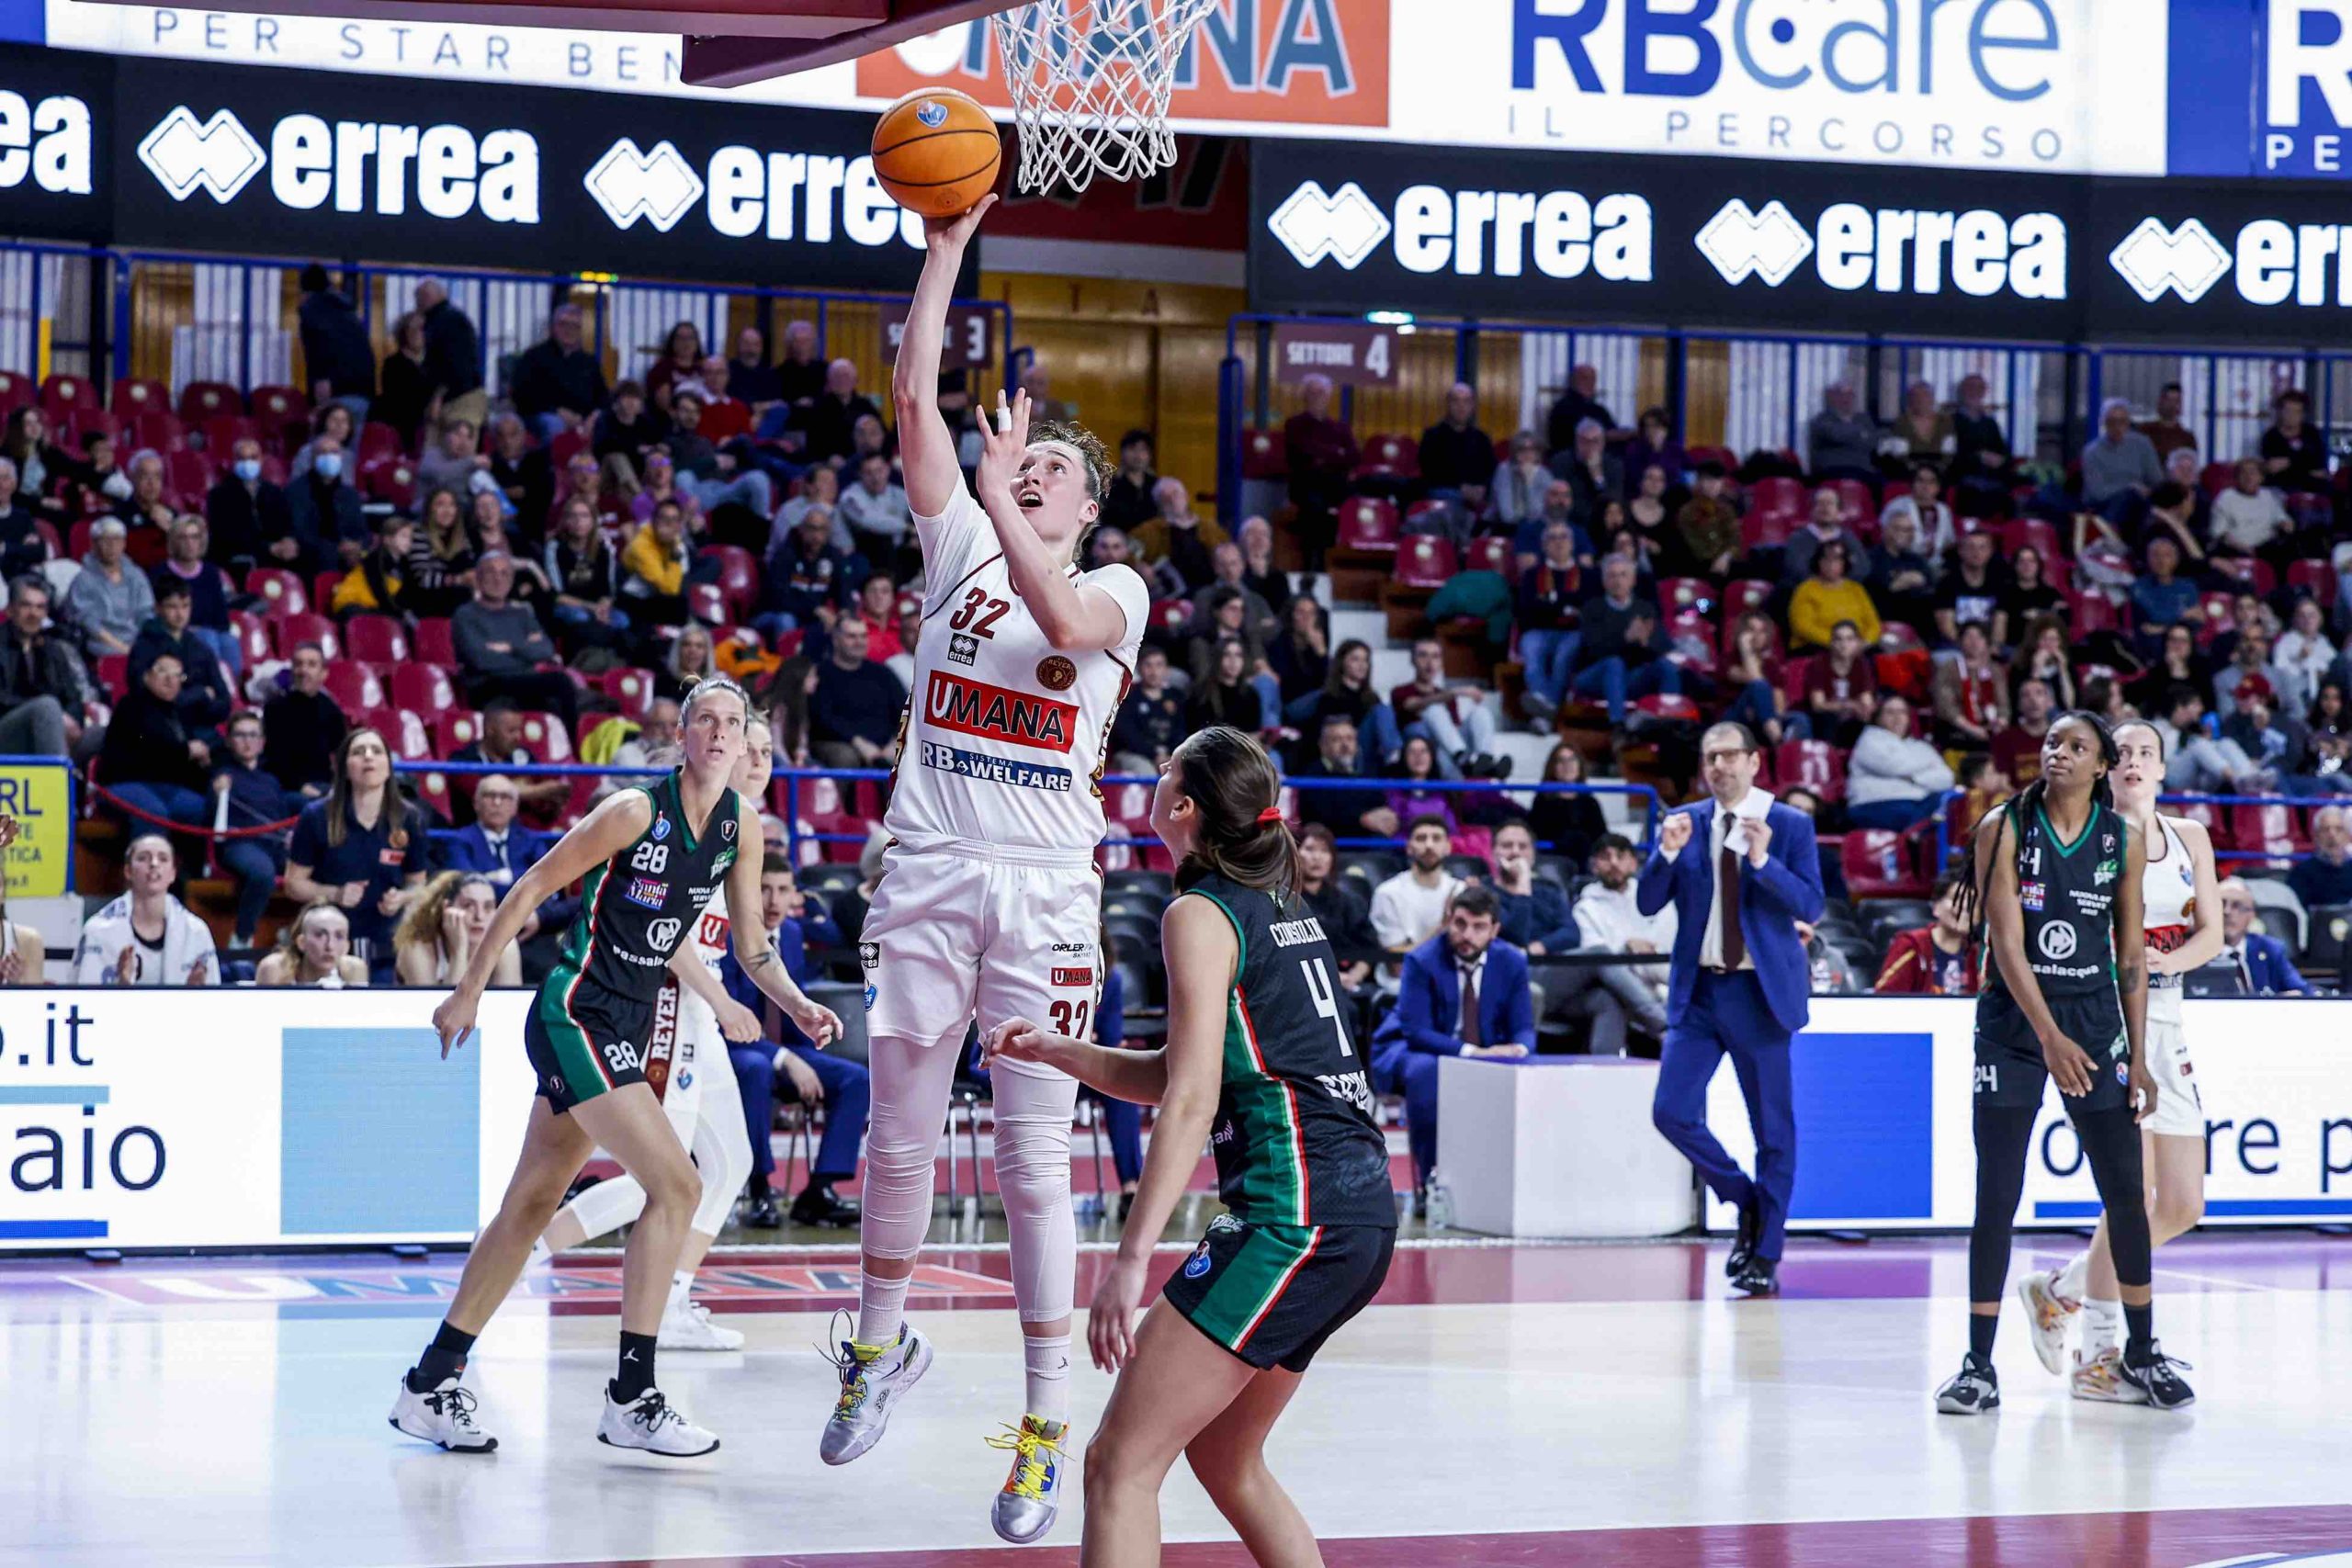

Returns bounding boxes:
[2195,591,2236,645]
[435,711,484,755]
[322,660,383,713]
[272,611,337,660]
[111,377,170,418]
[1776,738,1848,802]
[1667,610,1717,673]
[1335,496,1400,553]
[311,570,345,612]
[2288,558,2335,605]
[63,406,119,448]
[39,373,95,419]
[2002,517,2061,560]
[166,449,216,502]
[1739,509,1791,549]
[1686,444,1737,473]
[362,457,417,511]
[1152,600,1191,638]
[687,582,729,625]
[1825,477,1877,520]
[1659,576,1713,613]
[177,381,241,424]
[518,711,572,762]
[1843,828,1931,899]
[2068,592,2126,640]
[1748,476,1806,520]
[2233,802,2309,863]
[2199,461,2234,497]
[345,615,408,663]
[133,412,188,455]
[1352,433,1419,482]
[124,525,167,571]
[703,544,759,617]
[605,667,656,716]
[390,662,458,717]
[230,611,272,668]
[1239,427,1283,481]
[0,371,29,415]
[1724,579,1774,619]
[413,618,457,666]
[412,769,455,825]
[250,384,310,429]
[245,568,307,619]
[357,422,405,463]
[1394,536,1456,591]
[2210,556,2278,595]
[93,653,128,697]
[386,707,435,761]
[1634,692,1704,723]
[1464,535,1515,580]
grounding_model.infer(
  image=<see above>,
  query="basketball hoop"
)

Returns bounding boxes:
[987,0,1219,194]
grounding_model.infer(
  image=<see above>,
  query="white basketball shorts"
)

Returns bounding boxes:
[859,842,1103,1074]
[2141,1001,2203,1138]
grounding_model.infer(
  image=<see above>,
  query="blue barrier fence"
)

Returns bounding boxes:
[1928,788,2335,875]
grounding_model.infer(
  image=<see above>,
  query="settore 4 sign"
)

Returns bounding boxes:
[1702,996,2352,1233]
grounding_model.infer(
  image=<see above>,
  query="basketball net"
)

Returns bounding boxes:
[988,0,1219,194]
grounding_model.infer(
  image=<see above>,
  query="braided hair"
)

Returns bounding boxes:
[1951,710,2119,934]
[1170,726,1299,906]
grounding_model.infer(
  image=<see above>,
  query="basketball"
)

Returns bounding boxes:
[872,87,1002,219]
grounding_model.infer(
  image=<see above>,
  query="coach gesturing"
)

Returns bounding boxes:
[1638,722,1825,1297]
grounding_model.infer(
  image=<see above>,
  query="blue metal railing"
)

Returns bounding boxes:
[1928,787,2338,876]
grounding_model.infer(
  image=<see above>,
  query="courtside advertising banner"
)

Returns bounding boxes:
[0,758,74,899]
[1702,996,2352,1234]
[0,988,537,1251]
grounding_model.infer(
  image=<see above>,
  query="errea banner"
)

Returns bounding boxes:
[108,55,943,288]
[0,40,109,241]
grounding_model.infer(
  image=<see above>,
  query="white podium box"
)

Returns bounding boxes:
[1437,1056,1694,1238]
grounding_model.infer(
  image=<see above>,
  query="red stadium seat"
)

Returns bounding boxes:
[385,707,435,761]
[2232,802,2309,866]
[244,568,307,619]
[124,525,167,571]
[2067,592,2126,640]
[518,711,573,762]
[357,422,405,464]
[435,711,484,755]
[1685,445,1737,473]
[362,457,417,511]
[2288,558,2336,606]
[1393,536,1456,591]
[1778,653,1815,709]
[311,570,345,613]
[1633,692,1703,723]
[2002,517,2061,560]
[177,381,242,424]
[224,612,269,668]
[1352,433,1419,483]
[1775,738,1848,803]
[249,384,310,431]
[166,449,216,501]
[1748,476,1806,520]
[345,615,409,664]
[413,769,455,824]
[1238,428,1283,481]
[1659,576,1713,613]
[1842,828,1932,899]
[2195,591,2236,646]
[322,660,382,712]
[413,618,457,666]
[1739,509,1791,549]
[605,667,657,716]
[1151,600,1191,638]
[63,406,119,448]
[1724,579,1774,620]
[687,582,729,626]
[1335,496,1400,553]
[2210,556,2277,595]
[548,427,594,471]
[801,810,872,864]
[93,653,128,698]
[272,611,337,660]
[110,377,168,418]
[390,662,457,717]
[1667,610,1717,674]
[1463,535,1515,580]
[38,373,95,420]
[202,415,259,456]
[703,544,760,618]
[132,412,188,455]
[2199,461,2234,497]
[0,371,29,415]
[68,520,94,559]
[1825,477,1877,520]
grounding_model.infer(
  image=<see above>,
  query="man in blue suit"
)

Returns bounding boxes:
[1638,722,1826,1296]
[2218,877,2318,996]
[435,773,576,976]
[1372,883,1534,1207]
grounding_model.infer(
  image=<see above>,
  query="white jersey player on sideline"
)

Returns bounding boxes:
[819,191,1148,1548]
[2017,718,2222,1400]
[528,719,779,1351]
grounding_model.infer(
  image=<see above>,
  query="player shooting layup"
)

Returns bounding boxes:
[819,193,1148,1547]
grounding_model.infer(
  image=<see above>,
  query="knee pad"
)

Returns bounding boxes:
[690,1108,752,1238]
[993,1111,1076,1323]
[561,1172,649,1246]
[857,1125,939,1261]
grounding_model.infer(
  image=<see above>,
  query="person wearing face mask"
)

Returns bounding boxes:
[206,438,292,574]
[285,434,368,573]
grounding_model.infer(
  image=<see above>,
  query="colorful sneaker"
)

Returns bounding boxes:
[2068,1345,2147,1404]
[2118,1343,2197,1411]
[389,1374,498,1453]
[819,1316,933,1466]
[2015,1269,2078,1375]
[659,1295,747,1352]
[987,1415,1068,1544]
[1934,1352,2001,1416]
[597,1386,720,1456]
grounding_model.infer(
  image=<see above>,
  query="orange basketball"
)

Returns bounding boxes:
[872,87,1003,219]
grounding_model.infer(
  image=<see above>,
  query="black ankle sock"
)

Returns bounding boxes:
[613,1331,658,1404]
[1968,1313,1998,1362]
[749,1172,771,1201]
[2123,1303,2154,1361]
[408,1319,478,1393]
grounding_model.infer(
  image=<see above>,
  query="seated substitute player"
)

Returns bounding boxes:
[820,194,1149,1548]
[986,727,1396,1566]
[390,676,839,1458]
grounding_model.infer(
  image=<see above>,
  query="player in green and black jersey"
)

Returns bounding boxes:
[388,676,842,1460]
[1935,711,2193,1416]
[984,726,1396,1563]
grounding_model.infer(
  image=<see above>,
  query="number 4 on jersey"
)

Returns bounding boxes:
[1301,957,1351,1057]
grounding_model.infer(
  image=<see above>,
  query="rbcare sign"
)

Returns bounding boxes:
[108,55,937,287]
[0,988,537,1252]
[1250,137,2085,335]
[2167,0,2352,178]
[1702,995,2352,1234]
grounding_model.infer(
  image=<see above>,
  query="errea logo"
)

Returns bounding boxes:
[1698,197,2065,299]
[1270,178,1653,282]
[0,89,94,196]
[137,103,540,222]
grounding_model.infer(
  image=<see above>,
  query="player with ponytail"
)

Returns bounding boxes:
[984,726,1396,1561]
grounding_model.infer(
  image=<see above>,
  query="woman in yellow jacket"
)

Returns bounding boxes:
[1788,537,1881,651]
[619,498,692,626]
[330,516,414,618]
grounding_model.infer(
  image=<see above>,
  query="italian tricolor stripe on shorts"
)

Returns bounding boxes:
[1230,989,1310,1225]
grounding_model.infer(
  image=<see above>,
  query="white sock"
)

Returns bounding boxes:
[2054,1251,2091,1304]
[2082,1298,2122,1355]
[1023,1333,1072,1426]
[857,1271,910,1349]
[666,1269,695,1313]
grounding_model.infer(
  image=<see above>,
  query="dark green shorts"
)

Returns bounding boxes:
[525,979,652,1113]
[1973,987,2130,1113]
[1162,1216,1394,1372]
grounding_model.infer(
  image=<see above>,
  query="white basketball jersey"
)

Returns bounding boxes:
[885,487,1148,857]
[673,903,732,1040]
[2142,813,2197,1015]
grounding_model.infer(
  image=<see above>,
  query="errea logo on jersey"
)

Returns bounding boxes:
[924,671,1079,753]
